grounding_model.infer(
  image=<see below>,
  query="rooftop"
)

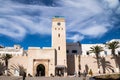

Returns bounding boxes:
[53,16,64,18]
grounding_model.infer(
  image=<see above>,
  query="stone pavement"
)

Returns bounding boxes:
[0,76,91,80]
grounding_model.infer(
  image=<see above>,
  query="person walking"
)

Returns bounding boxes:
[23,71,26,80]
[78,71,81,77]
[83,70,87,77]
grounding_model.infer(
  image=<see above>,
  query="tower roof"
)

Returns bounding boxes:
[54,16,64,18]
[52,16,65,22]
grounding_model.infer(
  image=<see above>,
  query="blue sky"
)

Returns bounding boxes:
[0,0,120,49]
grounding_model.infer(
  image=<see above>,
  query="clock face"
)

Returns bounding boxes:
[57,22,61,26]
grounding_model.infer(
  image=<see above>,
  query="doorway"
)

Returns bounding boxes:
[36,64,45,76]
[55,68,64,76]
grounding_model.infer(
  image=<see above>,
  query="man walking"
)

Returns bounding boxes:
[23,71,26,80]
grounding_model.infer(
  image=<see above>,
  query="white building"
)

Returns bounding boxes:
[0,45,24,56]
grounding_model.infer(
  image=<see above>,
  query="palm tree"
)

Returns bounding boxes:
[89,45,103,73]
[0,54,12,75]
[106,41,119,56]
[106,41,120,72]
[0,62,6,75]
[11,64,26,76]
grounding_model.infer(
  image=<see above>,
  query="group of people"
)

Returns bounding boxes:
[74,70,89,77]
[22,70,92,80]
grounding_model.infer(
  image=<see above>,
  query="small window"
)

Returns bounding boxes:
[61,28,63,30]
[58,34,60,37]
[16,47,18,49]
[67,50,69,53]
[104,51,107,55]
[86,51,89,55]
[58,46,60,50]
[57,22,61,26]
[72,50,77,53]
[55,28,57,30]
[58,28,60,30]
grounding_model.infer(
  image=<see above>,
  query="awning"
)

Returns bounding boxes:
[55,65,66,68]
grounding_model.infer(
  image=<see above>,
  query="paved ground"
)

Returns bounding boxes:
[0,76,91,80]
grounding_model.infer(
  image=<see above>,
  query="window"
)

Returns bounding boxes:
[58,34,60,37]
[58,46,60,50]
[55,28,57,30]
[16,47,18,49]
[86,51,89,55]
[72,50,77,53]
[67,50,69,53]
[104,51,107,55]
[57,22,61,26]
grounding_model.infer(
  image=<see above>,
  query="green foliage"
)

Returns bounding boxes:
[0,62,6,75]
[0,54,12,60]
[105,75,111,78]
[11,64,26,76]
[106,41,120,72]
[89,45,104,54]
[95,74,120,79]
[106,41,120,56]
[89,45,103,71]
[0,54,12,69]
[106,41,119,49]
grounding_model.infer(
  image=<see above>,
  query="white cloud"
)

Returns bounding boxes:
[67,34,84,42]
[0,18,26,40]
[104,0,119,9]
[80,25,108,38]
[0,0,120,41]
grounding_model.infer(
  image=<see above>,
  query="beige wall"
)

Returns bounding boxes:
[27,47,55,76]
[9,55,28,76]
[80,55,116,75]
[7,47,56,77]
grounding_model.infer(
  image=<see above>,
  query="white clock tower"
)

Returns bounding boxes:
[52,16,67,76]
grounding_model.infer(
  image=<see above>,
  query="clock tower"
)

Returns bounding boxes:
[52,16,67,76]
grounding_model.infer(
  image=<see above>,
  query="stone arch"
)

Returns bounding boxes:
[36,64,45,76]
[33,60,49,77]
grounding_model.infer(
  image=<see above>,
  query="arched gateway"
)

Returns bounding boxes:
[36,64,45,76]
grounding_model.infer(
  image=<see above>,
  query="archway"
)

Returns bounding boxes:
[36,64,45,76]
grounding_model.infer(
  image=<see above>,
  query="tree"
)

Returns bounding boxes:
[89,45,103,73]
[0,62,6,75]
[106,41,119,56]
[106,41,120,72]
[0,54,12,74]
[11,64,26,76]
